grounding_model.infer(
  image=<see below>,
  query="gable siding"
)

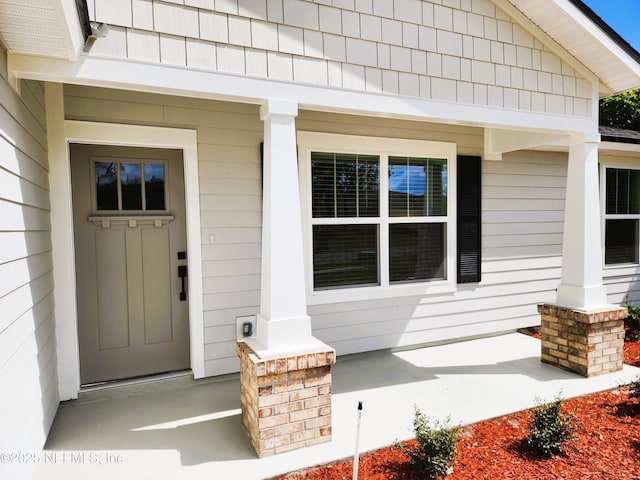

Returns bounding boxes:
[0,46,58,480]
[87,0,592,119]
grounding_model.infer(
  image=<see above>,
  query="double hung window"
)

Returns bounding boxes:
[299,132,458,300]
[604,167,640,265]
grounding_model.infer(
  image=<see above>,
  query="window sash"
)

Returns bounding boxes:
[605,218,638,265]
[606,168,640,215]
[388,156,447,217]
[311,152,380,218]
[312,224,379,289]
[389,223,446,283]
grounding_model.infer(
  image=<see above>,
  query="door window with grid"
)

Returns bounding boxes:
[94,159,167,212]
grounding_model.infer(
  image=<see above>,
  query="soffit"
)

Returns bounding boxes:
[0,0,87,60]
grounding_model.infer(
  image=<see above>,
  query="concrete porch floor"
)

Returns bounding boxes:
[34,333,640,480]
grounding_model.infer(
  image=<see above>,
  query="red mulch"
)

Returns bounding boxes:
[625,333,640,367]
[275,336,640,480]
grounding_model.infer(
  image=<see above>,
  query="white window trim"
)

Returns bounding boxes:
[600,158,640,274]
[297,131,457,305]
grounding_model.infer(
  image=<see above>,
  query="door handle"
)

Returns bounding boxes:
[178,265,187,301]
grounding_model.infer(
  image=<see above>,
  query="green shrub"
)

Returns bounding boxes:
[526,394,577,457]
[624,303,640,339]
[628,375,640,399]
[396,406,460,478]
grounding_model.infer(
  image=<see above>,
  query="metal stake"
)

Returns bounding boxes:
[353,401,363,480]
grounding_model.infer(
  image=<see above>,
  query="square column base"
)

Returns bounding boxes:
[538,304,627,377]
[236,342,335,457]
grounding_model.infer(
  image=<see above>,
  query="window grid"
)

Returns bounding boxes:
[93,159,167,213]
[310,151,448,290]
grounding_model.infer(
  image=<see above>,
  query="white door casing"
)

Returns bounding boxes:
[51,116,203,399]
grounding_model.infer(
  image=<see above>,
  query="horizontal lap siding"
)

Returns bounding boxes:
[606,270,640,305]
[0,46,57,480]
[298,112,566,356]
[64,85,263,377]
[63,87,568,373]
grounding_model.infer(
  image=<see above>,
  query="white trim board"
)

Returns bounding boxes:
[53,119,204,399]
[11,54,598,136]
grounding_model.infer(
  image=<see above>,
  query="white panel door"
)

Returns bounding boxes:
[71,144,190,384]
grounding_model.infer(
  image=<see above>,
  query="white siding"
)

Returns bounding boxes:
[298,111,564,355]
[605,265,640,305]
[63,86,568,374]
[0,45,58,480]
[64,85,263,377]
[88,0,593,118]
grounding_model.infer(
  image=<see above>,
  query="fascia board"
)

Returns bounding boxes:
[494,0,600,86]
[599,141,640,156]
[505,0,640,94]
[559,0,640,77]
[52,0,86,61]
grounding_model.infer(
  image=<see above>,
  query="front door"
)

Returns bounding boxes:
[71,144,190,384]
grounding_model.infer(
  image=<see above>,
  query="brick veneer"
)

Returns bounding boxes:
[538,304,627,377]
[236,342,335,457]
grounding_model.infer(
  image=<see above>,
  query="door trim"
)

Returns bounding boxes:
[51,116,204,399]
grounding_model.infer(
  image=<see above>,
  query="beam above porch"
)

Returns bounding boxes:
[484,128,575,161]
[9,54,598,137]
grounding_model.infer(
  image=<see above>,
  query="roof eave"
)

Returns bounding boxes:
[0,0,89,61]
[510,0,640,96]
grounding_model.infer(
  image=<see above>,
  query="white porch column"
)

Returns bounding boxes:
[252,99,315,354]
[539,134,627,377]
[555,134,609,310]
[238,100,335,455]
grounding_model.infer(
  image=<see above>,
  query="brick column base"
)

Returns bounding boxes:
[538,304,627,377]
[236,342,335,457]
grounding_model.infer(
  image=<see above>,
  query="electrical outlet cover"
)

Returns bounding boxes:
[236,315,256,341]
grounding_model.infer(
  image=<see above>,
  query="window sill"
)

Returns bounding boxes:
[307,280,456,305]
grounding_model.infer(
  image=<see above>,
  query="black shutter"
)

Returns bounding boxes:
[457,155,481,283]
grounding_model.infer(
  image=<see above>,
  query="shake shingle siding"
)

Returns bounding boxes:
[88,0,592,118]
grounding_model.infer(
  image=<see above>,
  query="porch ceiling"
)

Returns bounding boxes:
[0,0,88,60]
[509,0,640,96]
